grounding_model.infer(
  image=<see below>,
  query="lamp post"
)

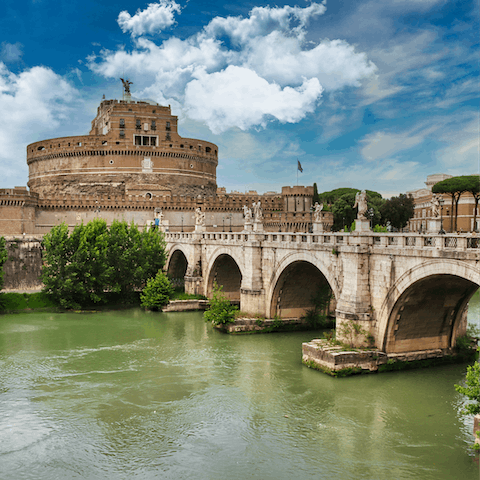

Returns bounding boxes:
[279,212,282,232]
[229,213,232,232]
[309,206,314,233]
[439,197,445,234]
[181,215,184,233]
[222,216,225,232]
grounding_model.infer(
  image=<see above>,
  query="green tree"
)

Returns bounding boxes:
[140,271,174,311]
[464,175,480,232]
[41,223,73,308]
[203,282,238,325]
[380,194,415,230]
[318,187,360,206]
[0,236,7,292]
[432,175,476,232]
[107,221,167,298]
[330,190,384,231]
[312,183,320,205]
[455,360,480,415]
[41,220,167,309]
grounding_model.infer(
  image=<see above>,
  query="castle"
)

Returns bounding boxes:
[0,85,332,236]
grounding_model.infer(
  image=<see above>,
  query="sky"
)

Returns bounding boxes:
[0,0,478,197]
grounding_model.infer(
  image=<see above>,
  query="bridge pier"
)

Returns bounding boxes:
[240,237,266,315]
[335,242,375,347]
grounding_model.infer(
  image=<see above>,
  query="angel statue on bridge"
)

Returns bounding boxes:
[195,207,205,226]
[353,190,368,220]
[313,202,324,222]
[243,204,252,224]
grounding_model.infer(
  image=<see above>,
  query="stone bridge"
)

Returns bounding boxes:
[165,230,480,353]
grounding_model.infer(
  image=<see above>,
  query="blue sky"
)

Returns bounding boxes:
[1,0,478,197]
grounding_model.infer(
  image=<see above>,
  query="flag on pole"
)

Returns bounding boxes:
[297,160,303,173]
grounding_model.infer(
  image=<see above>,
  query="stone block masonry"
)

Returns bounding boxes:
[2,236,43,291]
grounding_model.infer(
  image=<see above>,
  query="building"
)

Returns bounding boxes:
[1,86,332,236]
[407,174,479,233]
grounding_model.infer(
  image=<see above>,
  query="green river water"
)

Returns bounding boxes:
[1,291,479,480]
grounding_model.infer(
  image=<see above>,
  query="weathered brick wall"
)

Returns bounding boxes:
[2,236,43,291]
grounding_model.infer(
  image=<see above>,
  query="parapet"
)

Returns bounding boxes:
[281,186,314,196]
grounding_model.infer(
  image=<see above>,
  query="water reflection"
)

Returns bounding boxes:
[0,294,478,479]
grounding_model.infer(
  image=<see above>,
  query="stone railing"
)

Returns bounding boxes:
[165,231,479,251]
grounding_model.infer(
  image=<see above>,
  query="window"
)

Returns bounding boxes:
[136,119,141,129]
[166,121,171,131]
[206,147,211,153]
[151,120,156,130]
[166,133,171,141]
[134,135,158,146]
[120,130,125,137]
[119,118,125,128]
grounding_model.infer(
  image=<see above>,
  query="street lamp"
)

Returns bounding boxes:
[222,216,225,232]
[229,213,232,232]
[309,205,314,233]
[181,215,184,232]
[439,197,445,234]
[279,212,282,232]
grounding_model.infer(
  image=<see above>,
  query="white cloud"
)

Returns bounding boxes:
[0,42,23,63]
[184,66,323,133]
[118,0,181,37]
[89,2,375,133]
[360,130,425,162]
[203,2,327,45]
[0,63,77,184]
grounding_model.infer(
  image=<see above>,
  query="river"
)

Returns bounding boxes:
[1,291,479,479]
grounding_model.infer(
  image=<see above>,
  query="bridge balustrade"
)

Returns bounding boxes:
[165,230,479,252]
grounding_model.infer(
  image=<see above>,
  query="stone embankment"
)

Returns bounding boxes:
[302,339,473,376]
[163,300,208,312]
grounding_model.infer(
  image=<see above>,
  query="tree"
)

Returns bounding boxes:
[380,194,415,230]
[312,183,320,205]
[0,236,7,291]
[432,175,475,232]
[107,220,167,298]
[203,282,238,325]
[455,360,480,415]
[140,271,174,311]
[41,220,168,309]
[464,175,480,232]
[329,190,385,231]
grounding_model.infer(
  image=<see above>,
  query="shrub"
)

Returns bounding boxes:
[140,271,174,311]
[455,358,480,416]
[204,282,237,325]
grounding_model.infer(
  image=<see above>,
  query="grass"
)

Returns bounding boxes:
[0,292,57,312]
[171,290,207,301]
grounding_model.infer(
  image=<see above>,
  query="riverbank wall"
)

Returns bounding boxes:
[2,236,43,291]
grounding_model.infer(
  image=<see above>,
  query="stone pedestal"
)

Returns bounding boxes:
[194,224,205,233]
[313,222,324,233]
[427,218,441,233]
[243,222,253,232]
[355,219,371,232]
[253,221,264,232]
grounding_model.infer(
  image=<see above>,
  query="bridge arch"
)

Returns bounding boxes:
[266,252,338,319]
[377,260,480,353]
[204,248,244,303]
[166,246,190,288]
